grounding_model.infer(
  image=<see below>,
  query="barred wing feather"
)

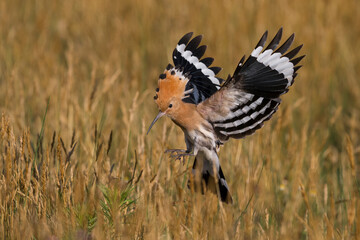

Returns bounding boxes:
[198,28,304,140]
[172,32,224,104]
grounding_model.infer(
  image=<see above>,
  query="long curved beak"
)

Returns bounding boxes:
[147,111,165,135]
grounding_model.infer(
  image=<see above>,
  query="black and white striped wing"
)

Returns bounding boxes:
[212,93,281,139]
[201,28,304,140]
[172,32,224,104]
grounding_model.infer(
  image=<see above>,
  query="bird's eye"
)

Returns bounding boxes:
[168,104,173,108]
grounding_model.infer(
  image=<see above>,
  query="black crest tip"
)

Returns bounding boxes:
[159,73,166,79]
[166,64,173,70]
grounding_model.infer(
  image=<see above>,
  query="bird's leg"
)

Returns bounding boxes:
[164,149,194,163]
[165,134,194,163]
[164,149,188,154]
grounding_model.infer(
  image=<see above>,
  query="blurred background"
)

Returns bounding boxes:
[0,0,359,239]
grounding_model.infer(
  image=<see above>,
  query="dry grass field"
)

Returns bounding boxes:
[0,0,359,239]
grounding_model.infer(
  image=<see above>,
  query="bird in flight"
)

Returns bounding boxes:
[147,28,304,203]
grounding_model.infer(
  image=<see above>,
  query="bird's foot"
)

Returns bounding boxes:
[164,149,188,154]
[165,149,193,164]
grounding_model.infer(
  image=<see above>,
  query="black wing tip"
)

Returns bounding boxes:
[209,66,222,75]
[185,35,203,51]
[290,32,295,39]
[265,28,283,50]
[286,33,295,44]
[239,55,246,65]
[195,34,203,40]
[178,32,194,45]
[193,45,207,58]
[291,55,305,65]
[276,27,283,38]
[192,34,203,42]
[294,65,302,73]
[256,30,268,48]
[172,32,221,105]
[233,55,246,76]
[285,44,304,59]
[200,57,214,67]
[297,44,304,51]
[275,33,295,54]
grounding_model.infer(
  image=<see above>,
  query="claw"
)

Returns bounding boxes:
[165,149,187,154]
[165,149,193,164]
[174,153,191,164]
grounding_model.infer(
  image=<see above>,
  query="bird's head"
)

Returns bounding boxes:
[147,65,191,134]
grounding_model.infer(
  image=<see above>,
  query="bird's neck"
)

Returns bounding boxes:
[170,103,205,131]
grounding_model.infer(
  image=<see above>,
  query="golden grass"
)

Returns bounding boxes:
[0,0,359,239]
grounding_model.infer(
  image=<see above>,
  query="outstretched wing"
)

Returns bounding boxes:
[171,32,224,104]
[198,28,304,140]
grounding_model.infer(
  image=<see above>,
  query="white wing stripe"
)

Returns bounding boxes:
[176,44,186,53]
[250,111,260,119]
[238,92,255,101]
[242,105,251,113]
[277,62,294,72]
[176,43,220,88]
[219,109,276,135]
[257,49,273,62]
[194,62,207,70]
[214,101,271,129]
[187,56,198,64]
[251,46,263,57]
[257,52,294,85]
[202,69,215,77]
[215,94,260,123]
[269,56,288,69]
[182,50,192,58]
[209,76,220,86]
[250,97,263,109]
[250,42,297,87]
[263,52,281,66]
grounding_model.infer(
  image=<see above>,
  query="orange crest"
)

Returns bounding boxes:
[154,69,189,112]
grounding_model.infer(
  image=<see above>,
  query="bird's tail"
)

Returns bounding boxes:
[189,157,233,204]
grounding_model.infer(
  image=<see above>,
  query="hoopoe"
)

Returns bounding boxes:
[147,28,304,203]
